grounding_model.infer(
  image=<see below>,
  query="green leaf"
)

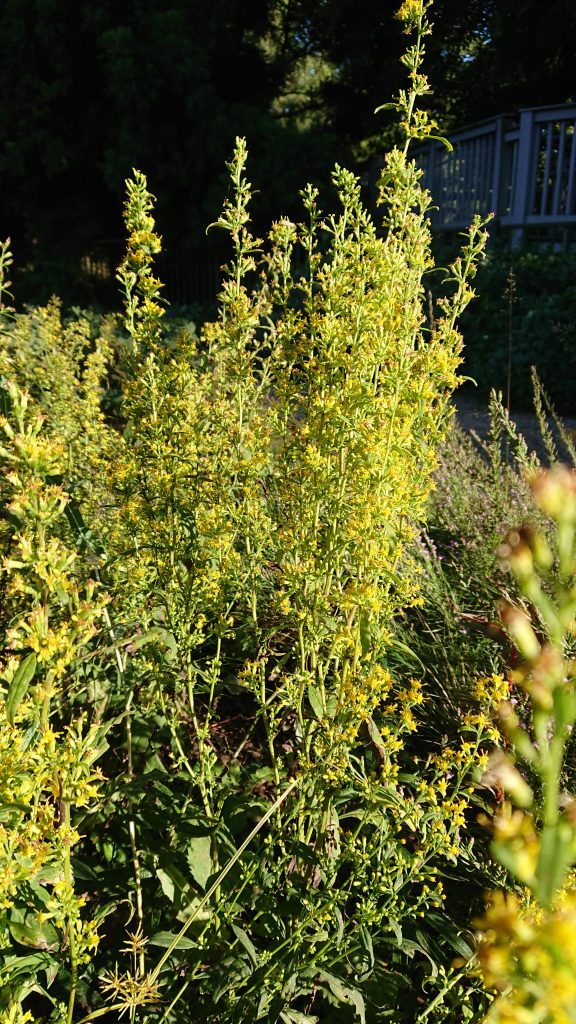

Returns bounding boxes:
[280,1012,319,1024]
[127,626,178,662]
[6,653,37,724]
[366,717,387,762]
[0,802,28,822]
[333,904,344,946]
[359,609,372,657]
[413,928,440,978]
[325,693,338,719]
[231,924,259,968]
[393,937,418,959]
[358,925,375,975]
[157,862,192,907]
[536,822,573,907]
[9,914,59,952]
[318,972,366,1022]
[28,881,51,906]
[446,931,475,960]
[386,635,425,671]
[157,861,212,927]
[307,683,324,720]
[388,918,403,946]
[186,835,212,890]
[0,952,56,981]
[36,862,64,886]
[156,866,176,903]
[44,960,59,988]
[148,931,196,950]
[144,752,168,774]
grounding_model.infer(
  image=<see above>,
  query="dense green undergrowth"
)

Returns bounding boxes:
[3,4,576,1023]
[448,243,576,414]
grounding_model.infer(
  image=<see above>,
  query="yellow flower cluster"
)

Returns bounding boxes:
[475,673,510,707]
[341,664,394,724]
[397,0,427,26]
[462,710,501,744]
[478,890,576,1023]
[0,301,113,521]
[0,382,107,985]
[0,707,104,909]
[431,738,489,776]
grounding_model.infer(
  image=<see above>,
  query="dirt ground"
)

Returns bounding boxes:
[453,391,576,466]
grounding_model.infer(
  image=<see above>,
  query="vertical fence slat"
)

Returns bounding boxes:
[566,121,576,216]
[472,138,479,216]
[481,134,491,211]
[505,133,518,216]
[470,137,478,214]
[492,117,504,216]
[509,109,535,244]
[552,121,567,216]
[460,142,468,221]
[540,122,554,215]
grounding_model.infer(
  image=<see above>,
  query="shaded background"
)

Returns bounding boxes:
[1,0,575,308]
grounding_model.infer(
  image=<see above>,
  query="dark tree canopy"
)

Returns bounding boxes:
[426,0,576,126]
[0,0,344,297]
[1,0,574,305]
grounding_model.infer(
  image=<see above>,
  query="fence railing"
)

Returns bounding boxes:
[411,103,576,245]
[77,241,224,310]
[73,106,576,307]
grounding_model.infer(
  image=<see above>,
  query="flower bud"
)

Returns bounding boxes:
[481,751,534,809]
[531,467,576,522]
[500,603,540,661]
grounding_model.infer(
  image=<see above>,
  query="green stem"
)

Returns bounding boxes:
[415,965,473,1021]
[148,777,300,986]
[63,801,78,1024]
[125,687,145,978]
[186,655,213,817]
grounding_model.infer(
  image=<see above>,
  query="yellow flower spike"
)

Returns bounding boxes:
[476,890,534,945]
[478,891,576,1021]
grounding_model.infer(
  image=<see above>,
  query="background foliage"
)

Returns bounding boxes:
[1,0,575,308]
[2,2,576,1020]
[0,5,507,1017]
[454,246,576,414]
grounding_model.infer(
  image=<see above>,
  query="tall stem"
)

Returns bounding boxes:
[63,801,78,1024]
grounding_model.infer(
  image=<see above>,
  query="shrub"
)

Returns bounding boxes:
[0,3,497,1021]
[455,244,576,413]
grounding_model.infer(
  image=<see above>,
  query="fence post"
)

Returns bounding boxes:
[508,109,535,247]
[492,116,502,216]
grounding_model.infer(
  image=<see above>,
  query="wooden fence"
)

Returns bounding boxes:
[411,103,576,246]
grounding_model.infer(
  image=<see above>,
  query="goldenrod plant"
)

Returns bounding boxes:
[0,300,115,533]
[0,381,111,1024]
[0,2,498,1021]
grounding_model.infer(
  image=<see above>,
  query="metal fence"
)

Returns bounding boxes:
[77,241,224,310]
[74,105,576,306]
[411,103,576,246]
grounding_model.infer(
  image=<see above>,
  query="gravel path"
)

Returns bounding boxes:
[453,392,576,465]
